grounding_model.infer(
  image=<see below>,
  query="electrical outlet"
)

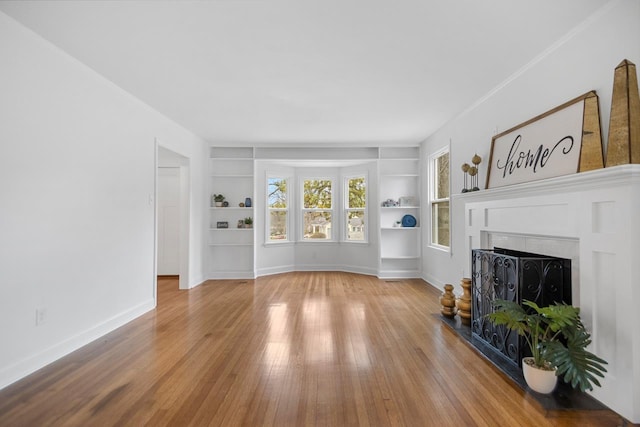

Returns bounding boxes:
[36,308,47,326]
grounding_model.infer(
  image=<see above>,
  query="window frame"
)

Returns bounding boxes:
[343,173,368,243]
[265,175,290,244]
[429,146,451,251]
[300,176,335,242]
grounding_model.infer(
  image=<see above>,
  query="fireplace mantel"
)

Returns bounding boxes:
[456,164,640,423]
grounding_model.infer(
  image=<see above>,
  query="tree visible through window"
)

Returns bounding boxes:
[303,179,332,240]
[430,149,450,248]
[346,176,366,241]
[268,177,288,241]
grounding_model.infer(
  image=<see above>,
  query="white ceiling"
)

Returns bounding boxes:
[0,0,610,146]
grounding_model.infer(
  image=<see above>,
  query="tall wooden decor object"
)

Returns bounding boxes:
[606,59,640,166]
[440,284,456,318]
[456,278,472,325]
[579,92,605,172]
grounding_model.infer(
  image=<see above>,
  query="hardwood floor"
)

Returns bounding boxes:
[0,272,629,426]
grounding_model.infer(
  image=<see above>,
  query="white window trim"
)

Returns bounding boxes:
[343,173,368,243]
[299,176,336,242]
[265,175,291,245]
[429,145,451,252]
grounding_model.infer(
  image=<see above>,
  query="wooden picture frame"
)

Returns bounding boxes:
[486,91,604,189]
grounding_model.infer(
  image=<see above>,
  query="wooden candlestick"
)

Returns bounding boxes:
[440,284,457,318]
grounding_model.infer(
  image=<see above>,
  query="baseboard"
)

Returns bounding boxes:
[256,264,377,278]
[206,271,256,280]
[256,265,296,277]
[188,275,205,288]
[337,264,378,277]
[421,272,445,290]
[377,270,422,279]
[0,298,155,391]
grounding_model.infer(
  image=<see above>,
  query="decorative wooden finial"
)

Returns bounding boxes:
[606,59,640,166]
[440,284,457,318]
[456,278,472,325]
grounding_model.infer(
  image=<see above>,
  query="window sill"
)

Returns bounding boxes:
[428,244,451,254]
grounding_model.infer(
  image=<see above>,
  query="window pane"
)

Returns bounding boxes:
[304,180,332,208]
[268,178,287,208]
[269,211,287,240]
[436,152,450,199]
[303,211,332,239]
[431,201,450,246]
[347,210,365,241]
[348,177,366,208]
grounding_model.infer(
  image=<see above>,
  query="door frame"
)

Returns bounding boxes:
[154,140,191,304]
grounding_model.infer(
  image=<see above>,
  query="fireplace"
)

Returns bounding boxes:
[471,248,571,368]
[456,164,640,423]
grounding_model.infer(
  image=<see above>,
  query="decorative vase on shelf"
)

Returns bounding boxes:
[245,197,252,208]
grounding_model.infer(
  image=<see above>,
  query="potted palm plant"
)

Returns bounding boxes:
[487,299,607,394]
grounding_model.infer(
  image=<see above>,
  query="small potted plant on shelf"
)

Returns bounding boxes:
[487,299,607,394]
[244,217,253,228]
[212,194,225,207]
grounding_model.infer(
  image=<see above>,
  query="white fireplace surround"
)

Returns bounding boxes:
[460,164,640,423]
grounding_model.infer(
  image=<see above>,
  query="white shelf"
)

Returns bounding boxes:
[209,227,254,231]
[210,207,254,210]
[380,206,419,209]
[209,243,253,247]
[380,173,419,177]
[381,227,421,230]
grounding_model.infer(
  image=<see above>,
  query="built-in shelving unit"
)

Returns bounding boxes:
[208,147,255,279]
[378,147,421,278]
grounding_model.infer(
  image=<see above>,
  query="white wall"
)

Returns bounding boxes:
[0,11,206,389]
[421,0,640,291]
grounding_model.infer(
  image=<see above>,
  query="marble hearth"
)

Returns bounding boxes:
[457,164,640,423]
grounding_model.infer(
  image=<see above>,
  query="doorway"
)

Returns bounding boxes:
[156,144,190,298]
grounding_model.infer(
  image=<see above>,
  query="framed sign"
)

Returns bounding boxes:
[216,221,229,229]
[486,91,603,189]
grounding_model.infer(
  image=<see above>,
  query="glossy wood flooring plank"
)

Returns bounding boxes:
[0,273,629,426]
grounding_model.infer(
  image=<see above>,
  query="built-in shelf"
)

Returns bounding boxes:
[378,150,421,278]
[381,227,421,230]
[208,147,255,279]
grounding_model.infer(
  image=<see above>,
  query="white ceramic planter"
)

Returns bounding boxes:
[522,357,558,394]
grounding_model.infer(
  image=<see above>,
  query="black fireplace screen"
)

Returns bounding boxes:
[471,248,571,368]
